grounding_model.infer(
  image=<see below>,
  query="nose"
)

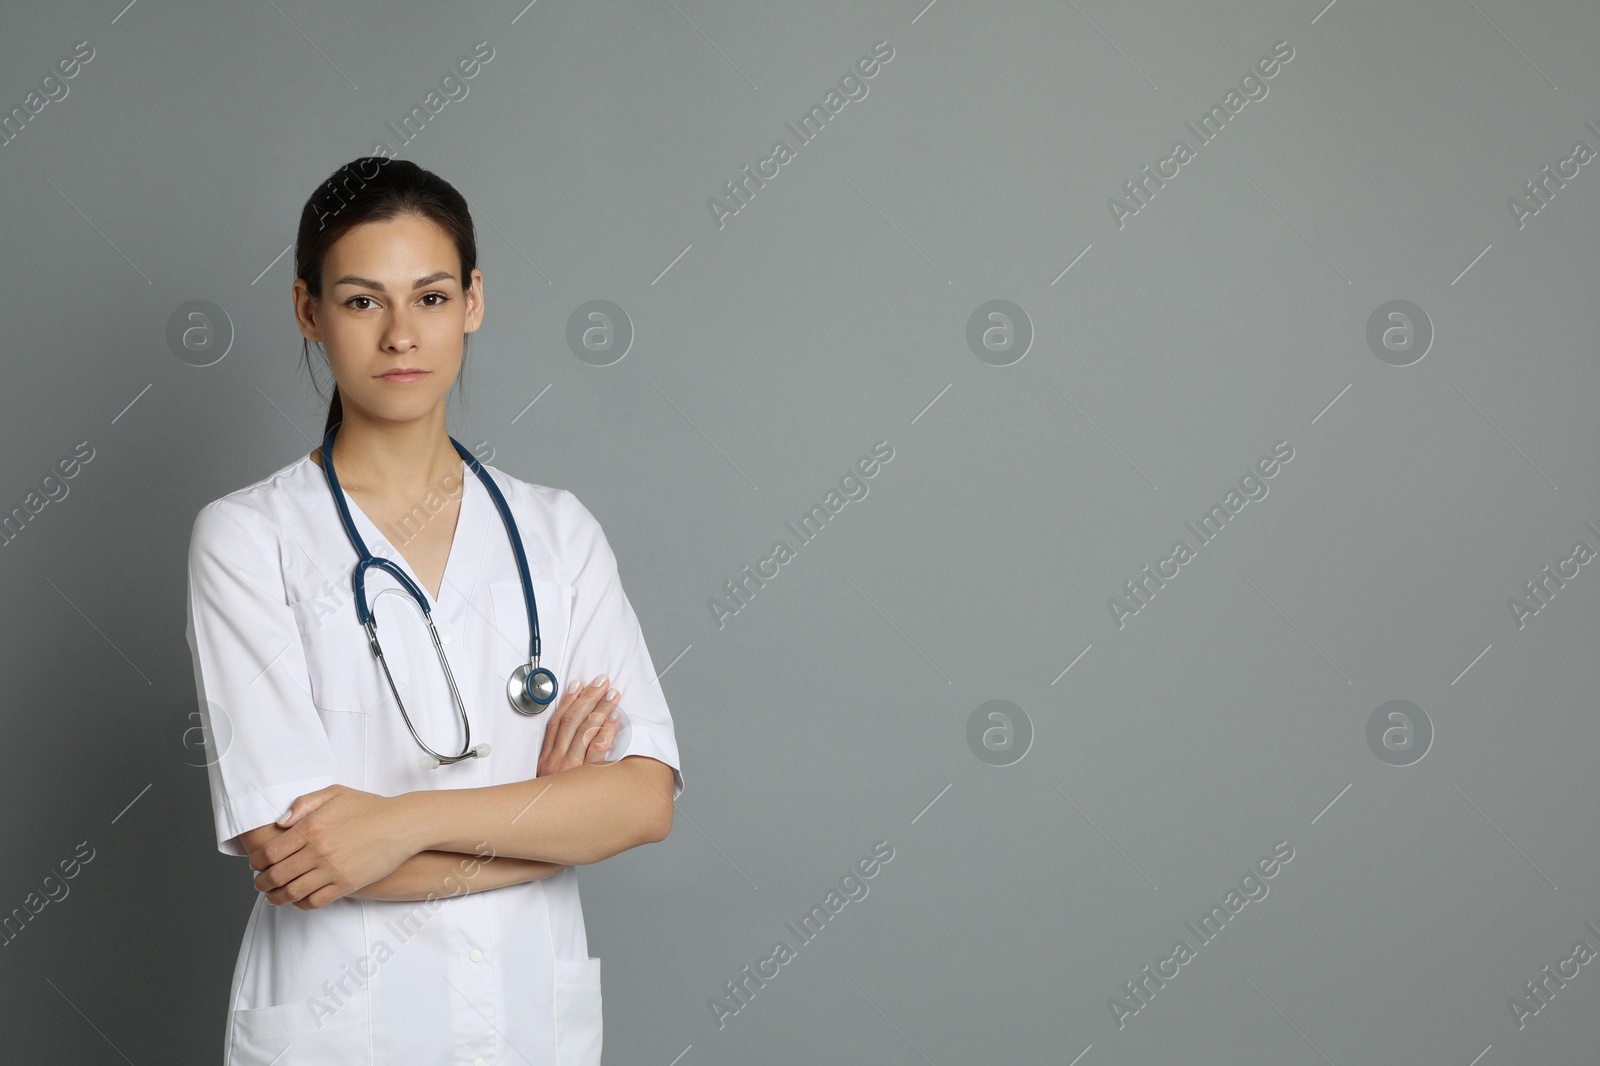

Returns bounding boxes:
[379,307,419,352]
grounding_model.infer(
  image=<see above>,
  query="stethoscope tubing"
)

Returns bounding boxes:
[317,421,555,767]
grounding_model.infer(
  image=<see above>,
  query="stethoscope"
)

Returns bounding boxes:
[317,421,558,770]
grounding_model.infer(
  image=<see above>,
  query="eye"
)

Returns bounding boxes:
[420,292,449,307]
[344,295,377,311]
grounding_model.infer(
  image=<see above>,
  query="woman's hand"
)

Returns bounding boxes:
[537,674,622,778]
[250,785,414,909]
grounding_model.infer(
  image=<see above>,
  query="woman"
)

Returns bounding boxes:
[184,156,683,1065]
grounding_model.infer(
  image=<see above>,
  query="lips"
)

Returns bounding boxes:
[380,368,429,381]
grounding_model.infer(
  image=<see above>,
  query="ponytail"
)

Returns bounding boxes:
[323,384,343,433]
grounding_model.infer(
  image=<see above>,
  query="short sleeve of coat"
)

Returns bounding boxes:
[558,490,684,801]
[185,498,341,856]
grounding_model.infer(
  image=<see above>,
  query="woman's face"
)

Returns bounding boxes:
[295,212,484,425]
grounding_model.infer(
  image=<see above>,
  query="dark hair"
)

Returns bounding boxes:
[294,156,479,432]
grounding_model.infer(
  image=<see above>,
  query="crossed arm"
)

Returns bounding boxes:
[235,824,564,903]
[240,755,677,907]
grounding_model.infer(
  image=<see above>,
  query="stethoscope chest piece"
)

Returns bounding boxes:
[509,662,558,715]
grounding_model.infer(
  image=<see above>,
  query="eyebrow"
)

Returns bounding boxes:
[331,270,456,292]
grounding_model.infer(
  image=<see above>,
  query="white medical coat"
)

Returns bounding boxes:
[184,451,683,1065]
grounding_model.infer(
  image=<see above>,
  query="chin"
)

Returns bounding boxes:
[350,395,449,423]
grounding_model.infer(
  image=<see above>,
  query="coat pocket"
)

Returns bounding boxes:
[293,583,433,714]
[490,579,574,693]
[228,986,368,1064]
[552,955,603,1066]
[291,590,386,713]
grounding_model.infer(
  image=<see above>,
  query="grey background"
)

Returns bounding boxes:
[1,0,1596,1062]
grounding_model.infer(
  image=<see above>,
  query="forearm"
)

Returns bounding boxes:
[395,757,672,866]
[351,847,566,902]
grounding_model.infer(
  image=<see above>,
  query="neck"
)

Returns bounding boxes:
[318,406,462,500]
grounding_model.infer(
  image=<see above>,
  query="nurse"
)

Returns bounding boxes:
[184,156,683,1065]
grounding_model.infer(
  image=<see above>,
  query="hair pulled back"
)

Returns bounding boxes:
[294,157,478,432]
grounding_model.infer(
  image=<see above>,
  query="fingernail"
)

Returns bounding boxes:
[591,674,608,687]
[605,688,618,702]
[609,707,619,721]
[566,678,580,694]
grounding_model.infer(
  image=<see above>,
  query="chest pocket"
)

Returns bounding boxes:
[291,589,389,714]
[490,578,574,700]
[292,580,434,714]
